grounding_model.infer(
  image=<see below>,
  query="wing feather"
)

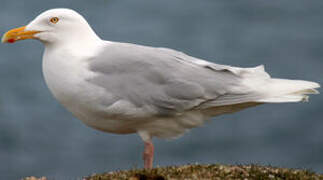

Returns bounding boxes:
[87,42,264,118]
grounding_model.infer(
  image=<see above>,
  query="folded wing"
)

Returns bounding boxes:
[87,42,320,119]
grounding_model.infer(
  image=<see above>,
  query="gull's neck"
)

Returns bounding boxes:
[45,37,104,59]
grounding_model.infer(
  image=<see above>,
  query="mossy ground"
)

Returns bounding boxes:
[83,164,323,180]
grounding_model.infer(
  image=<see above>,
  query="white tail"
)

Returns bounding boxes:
[194,63,320,107]
[255,79,320,103]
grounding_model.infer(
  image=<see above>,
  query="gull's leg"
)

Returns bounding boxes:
[143,140,154,169]
[138,131,154,169]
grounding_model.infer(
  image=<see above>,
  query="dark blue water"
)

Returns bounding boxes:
[1,1,322,179]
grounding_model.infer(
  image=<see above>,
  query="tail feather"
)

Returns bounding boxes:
[255,78,320,103]
[200,64,320,108]
[202,78,320,108]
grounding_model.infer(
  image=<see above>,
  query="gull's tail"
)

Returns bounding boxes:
[202,65,320,107]
[202,76,319,117]
[255,78,320,103]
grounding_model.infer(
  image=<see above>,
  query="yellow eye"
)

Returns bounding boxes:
[50,17,59,24]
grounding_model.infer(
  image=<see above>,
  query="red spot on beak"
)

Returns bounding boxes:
[7,39,15,43]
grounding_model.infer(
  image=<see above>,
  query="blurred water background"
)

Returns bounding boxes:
[0,0,322,179]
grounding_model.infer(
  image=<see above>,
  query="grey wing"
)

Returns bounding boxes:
[87,42,268,118]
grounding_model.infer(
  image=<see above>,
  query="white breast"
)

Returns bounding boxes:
[42,44,115,129]
[43,46,91,105]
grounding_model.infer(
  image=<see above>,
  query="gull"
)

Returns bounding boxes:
[2,8,320,169]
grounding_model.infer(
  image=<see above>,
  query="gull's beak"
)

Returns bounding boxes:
[1,26,41,43]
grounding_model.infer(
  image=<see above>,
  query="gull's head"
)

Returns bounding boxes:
[2,8,100,45]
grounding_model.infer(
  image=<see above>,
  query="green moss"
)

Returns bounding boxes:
[84,164,323,180]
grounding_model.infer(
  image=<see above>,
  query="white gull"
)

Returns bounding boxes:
[2,8,320,169]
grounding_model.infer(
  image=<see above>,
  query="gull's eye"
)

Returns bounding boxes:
[50,17,59,24]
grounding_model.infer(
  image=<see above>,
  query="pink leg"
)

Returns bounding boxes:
[143,140,154,169]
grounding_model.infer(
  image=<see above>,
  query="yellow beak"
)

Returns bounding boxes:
[1,26,41,43]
